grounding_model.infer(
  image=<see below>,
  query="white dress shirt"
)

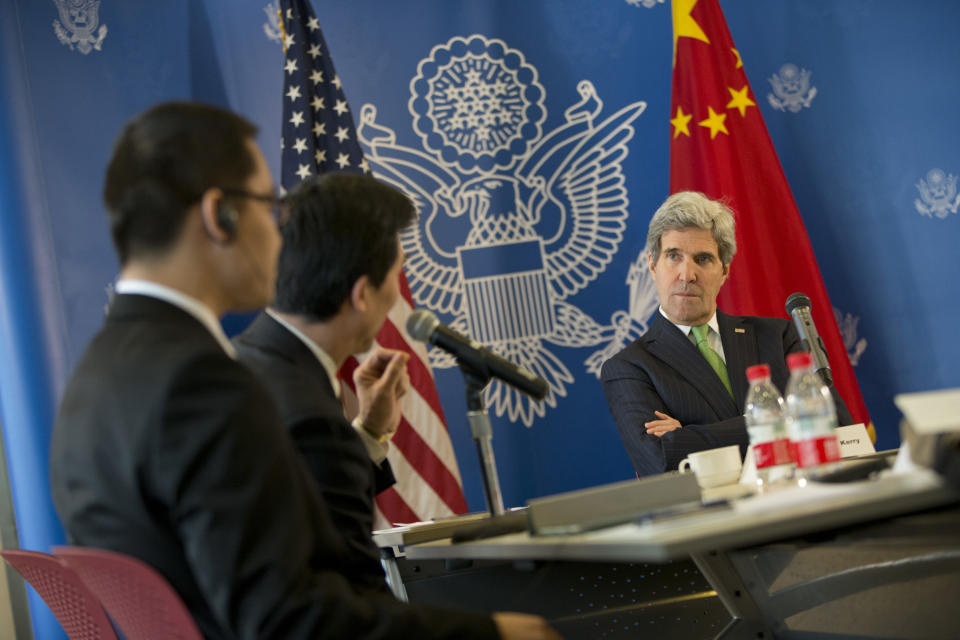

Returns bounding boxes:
[659,306,727,363]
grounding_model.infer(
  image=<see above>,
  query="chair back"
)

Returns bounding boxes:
[55,547,203,640]
[1,549,119,640]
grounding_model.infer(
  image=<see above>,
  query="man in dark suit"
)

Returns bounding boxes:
[601,191,851,477]
[51,102,559,640]
[234,173,413,593]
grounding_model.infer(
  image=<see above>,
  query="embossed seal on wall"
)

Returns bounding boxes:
[52,0,107,55]
[915,168,960,219]
[767,63,817,112]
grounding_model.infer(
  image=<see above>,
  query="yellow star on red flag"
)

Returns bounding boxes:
[697,106,728,139]
[672,0,709,66]
[731,48,743,69]
[671,106,693,138]
[726,85,756,117]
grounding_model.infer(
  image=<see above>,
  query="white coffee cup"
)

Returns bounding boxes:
[678,445,743,488]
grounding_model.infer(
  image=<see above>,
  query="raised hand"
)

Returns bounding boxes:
[353,348,410,439]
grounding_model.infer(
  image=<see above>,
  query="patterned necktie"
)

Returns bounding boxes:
[691,324,733,398]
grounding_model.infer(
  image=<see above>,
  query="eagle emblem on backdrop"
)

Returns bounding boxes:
[262,1,282,43]
[357,35,647,425]
[833,307,867,367]
[52,0,107,55]
[914,168,960,218]
[767,63,817,112]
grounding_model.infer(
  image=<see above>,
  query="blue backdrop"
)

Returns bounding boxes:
[2,1,959,636]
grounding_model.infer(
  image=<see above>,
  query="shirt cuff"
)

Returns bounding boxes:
[351,417,389,465]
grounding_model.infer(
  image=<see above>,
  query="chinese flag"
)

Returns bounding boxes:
[669,0,872,434]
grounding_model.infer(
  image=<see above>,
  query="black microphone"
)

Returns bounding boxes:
[785,292,833,386]
[407,310,549,400]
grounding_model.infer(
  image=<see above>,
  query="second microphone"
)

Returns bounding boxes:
[406,309,550,400]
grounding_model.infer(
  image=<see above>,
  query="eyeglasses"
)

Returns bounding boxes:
[221,188,289,226]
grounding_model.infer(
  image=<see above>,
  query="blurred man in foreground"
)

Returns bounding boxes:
[50,102,560,640]
[601,191,851,477]
[234,173,412,592]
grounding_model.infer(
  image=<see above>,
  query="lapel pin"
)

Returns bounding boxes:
[734,328,746,333]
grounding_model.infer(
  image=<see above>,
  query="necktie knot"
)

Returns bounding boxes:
[691,323,710,345]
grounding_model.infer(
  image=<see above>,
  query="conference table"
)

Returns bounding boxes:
[376,463,960,639]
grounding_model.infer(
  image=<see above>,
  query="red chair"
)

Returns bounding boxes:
[55,547,203,640]
[1,549,119,639]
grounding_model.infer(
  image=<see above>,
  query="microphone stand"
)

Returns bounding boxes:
[459,365,505,517]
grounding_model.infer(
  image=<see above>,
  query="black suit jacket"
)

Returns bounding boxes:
[601,310,853,477]
[51,294,497,640]
[234,312,394,593]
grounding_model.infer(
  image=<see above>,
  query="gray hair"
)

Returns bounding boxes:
[645,191,737,266]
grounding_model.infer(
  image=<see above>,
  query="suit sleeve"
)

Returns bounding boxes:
[601,355,748,477]
[154,354,498,640]
[289,415,392,593]
[374,459,397,495]
[352,426,398,494]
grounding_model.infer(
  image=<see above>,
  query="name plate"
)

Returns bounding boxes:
[835,423,875,458]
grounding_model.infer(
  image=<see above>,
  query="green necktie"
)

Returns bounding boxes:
[691,324,733,398]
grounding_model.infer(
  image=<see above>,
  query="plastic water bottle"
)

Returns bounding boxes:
[744,364,794,487]
[784,352,841,475]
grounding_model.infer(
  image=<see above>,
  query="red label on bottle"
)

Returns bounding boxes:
[754,441,776,468]
[794,435,841,468]
[755,438,792,468]
[754,441,775,468]
[773,438,793,466]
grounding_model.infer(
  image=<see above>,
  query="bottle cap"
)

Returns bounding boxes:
[746,364,771,381]
[786,351,813,370]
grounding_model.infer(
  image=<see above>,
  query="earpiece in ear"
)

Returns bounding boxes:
[216,203,239,240]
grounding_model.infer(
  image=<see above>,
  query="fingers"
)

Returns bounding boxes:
[380,351,410,391]
[644,421,672,430]
[353,348,408,384]
[353,351,410,438]
[353,348,395,380]
[395,368,410,399]
[644,410,681,437]
[492,612,564,640]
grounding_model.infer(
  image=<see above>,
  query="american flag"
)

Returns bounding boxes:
[278,0,468,526]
